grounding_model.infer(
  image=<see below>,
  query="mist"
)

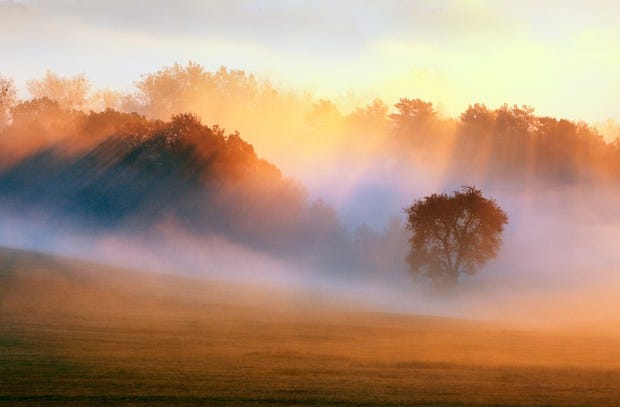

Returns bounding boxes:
[2,66,620,331]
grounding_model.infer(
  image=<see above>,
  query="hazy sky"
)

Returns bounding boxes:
[2,0,619,122]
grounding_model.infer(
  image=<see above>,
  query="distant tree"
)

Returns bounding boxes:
[306,99,343,132]
[9,97,74,135]
[346,98,389,134]
[459,103,496,136]
[494,104,537,137]
[134,62,263,120]
[27,70,91,111]
[389,98,436,132]
[0,75,17,129]
[88,89,125,112]
[404,186,508,286]
[452,103,497,177]
[388,98,455,158]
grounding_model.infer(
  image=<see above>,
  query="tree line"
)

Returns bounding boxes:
[4,63,609,283]
[2,63,618,188]
[0,106,349,269]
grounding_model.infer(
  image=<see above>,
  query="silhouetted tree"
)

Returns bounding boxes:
[389,98,436,139]
[405,186,508,286]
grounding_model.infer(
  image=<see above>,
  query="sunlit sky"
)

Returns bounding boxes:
[2,0,619,124]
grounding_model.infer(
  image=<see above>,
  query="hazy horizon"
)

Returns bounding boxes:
[2,0,620,127]
[2,64,620,327]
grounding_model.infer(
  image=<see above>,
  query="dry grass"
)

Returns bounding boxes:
[2,248,620,406]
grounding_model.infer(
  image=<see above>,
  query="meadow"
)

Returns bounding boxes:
[2,248,620,406]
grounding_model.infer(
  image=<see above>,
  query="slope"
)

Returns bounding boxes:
[2,248,620,406]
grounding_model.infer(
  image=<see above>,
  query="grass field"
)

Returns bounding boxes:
[2,248,620,406]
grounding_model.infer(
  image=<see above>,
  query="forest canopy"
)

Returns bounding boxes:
[2,63,618,188]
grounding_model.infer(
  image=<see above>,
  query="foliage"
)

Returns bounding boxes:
[27,70,91,111]
[0,108,348,266]
[389,98,436,129]
[0,75,17,130]
[133,62,270,120]
[16,64,620,186]
[404,186,508,285]
[455,103,609,183]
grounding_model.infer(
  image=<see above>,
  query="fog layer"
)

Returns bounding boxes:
[1,66,620,327]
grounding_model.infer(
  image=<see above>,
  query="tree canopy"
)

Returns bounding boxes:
[0,75,17,130]
[27,70,91,111]
[9,64,620,185]
[404,186,508,286]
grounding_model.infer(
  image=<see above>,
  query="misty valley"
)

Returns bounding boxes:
[3,63,620,406]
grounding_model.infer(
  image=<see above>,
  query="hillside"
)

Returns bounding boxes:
[3,248,620,406]
[0,108,347,264]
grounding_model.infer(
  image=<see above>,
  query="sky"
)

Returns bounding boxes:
[1,0,620,123]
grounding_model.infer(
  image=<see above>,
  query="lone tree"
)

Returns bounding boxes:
[404,186,508,286]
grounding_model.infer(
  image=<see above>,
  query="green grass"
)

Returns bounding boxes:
[2,249,620,406]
